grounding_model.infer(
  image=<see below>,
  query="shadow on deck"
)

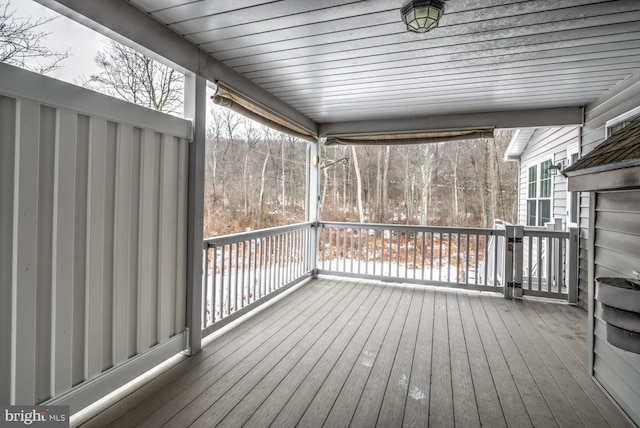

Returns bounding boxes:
[78,277,630,427]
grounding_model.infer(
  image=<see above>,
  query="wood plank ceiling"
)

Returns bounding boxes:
[127,0,640,125]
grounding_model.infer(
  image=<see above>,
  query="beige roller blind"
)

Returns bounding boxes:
[325,128,494,146]
[212,82,316,142]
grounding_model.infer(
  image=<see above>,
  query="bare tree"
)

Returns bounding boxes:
[242,119,258,215]
[258,128,276,227]
[419,144,436,224]
[85,40,183,114]
[0,1,69,74]
[351,146,365,223]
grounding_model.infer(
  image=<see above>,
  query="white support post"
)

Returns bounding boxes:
[503,225,514,299]
[568,227,579,304]
[512,225,524,298]
[306,140,320,277]
[554,218,562,288]
[184,73,205,355]
[545,221,555,289]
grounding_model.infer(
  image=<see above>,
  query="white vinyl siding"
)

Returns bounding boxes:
[580,71,640,426]
[593,191,640,426]
[518,127,580,228]
[581,71,640,310]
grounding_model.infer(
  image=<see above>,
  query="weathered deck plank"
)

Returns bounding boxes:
[159,279,362,427]
[519,300,629,428]
[480,294,560,428]
[447,291,481,427]
[319,286,406,427]
[376,288,423,427]
[78,277,631,428]
[467,292,531,428]
[457,293,507,428]
[205,282,379,427]
[267,283,394,427]
[349,287,415,427]
[428,289,455,427]
[237,281,387,427]
[491,297,586,427]
[402,287,434,428]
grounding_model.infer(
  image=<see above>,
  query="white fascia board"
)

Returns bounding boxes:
[504,129,523,161]
[34,0,318,136]
[503,127,538,162]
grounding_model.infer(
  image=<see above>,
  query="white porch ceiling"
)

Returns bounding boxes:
[42,0,640,133]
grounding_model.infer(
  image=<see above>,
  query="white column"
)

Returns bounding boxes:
[568,227,579,304]
[306,140,321,276]
[183,72,206,355]
[512,225,524,298]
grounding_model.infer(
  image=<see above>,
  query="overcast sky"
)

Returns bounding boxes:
[11,0,108,83]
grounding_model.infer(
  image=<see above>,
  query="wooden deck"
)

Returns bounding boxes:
[79,277,631,428]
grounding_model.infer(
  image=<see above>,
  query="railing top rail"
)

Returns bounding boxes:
[493,218,511,230]
[318,221,505,236]
[523,229,570,238]
[204,221,313,247]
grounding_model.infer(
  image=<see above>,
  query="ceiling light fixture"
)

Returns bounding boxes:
[400,0,445,33]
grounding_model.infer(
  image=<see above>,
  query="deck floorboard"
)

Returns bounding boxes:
[78,277,631,428]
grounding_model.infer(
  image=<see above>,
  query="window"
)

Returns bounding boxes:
[526,159,552,226]
[606,105,640,137]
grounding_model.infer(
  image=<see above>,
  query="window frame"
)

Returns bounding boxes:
[525,156,554,227]
[605,105,640,137]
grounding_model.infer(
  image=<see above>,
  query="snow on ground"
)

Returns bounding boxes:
[203,256,497,325]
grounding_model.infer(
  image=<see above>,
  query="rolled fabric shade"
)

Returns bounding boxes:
[325,128,494,146]
[212,82,316,142]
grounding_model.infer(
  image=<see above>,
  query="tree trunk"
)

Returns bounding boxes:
[471,141,488,228]
[333,146,338,210]
[342,160,348,214]
[258,147,271,227]
[420,144,435,225]
[382,145,390,222]
[243,152,249,215]
[452,142,460,225]
[375,149,382,222]
[281,139,286,215]
[352,146,365,223]
[321,167,329,215]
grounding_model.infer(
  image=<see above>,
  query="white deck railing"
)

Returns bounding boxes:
[200,220,578,335]
[487,220,578,301]
[202,222,314,335]
[317,222,506,292]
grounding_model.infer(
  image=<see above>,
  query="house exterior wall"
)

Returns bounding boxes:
[581,70,640,427]
[517,127,580,227]
[579,72,640,310]
[0,64,190,410]
[509,69,640,427]
[592,191,640,426]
